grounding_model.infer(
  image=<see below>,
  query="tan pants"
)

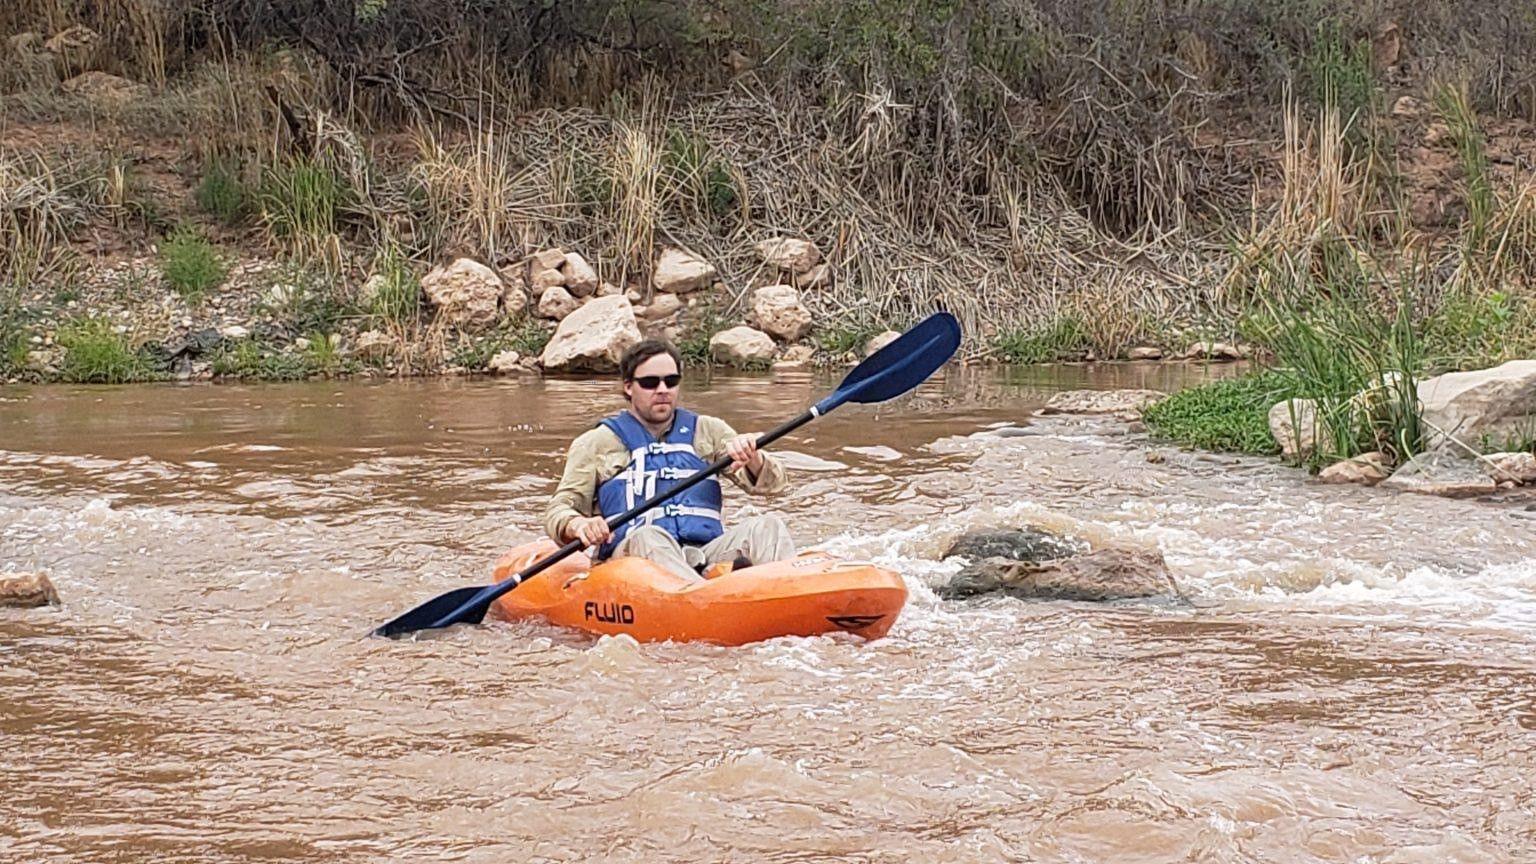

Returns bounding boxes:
[611,514,796,581]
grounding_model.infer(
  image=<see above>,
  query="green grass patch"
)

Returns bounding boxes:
[210,340,311,381]
[56,317,156,384]
[260,157,350,253]
[1,309,29,377]
[196,159,248,225]
[160,226,228,301]
[1143,372,1287,455]
[813,323,883,358]
[259,264,357,335]
[368,247,421,324]
[994,317,1088,364]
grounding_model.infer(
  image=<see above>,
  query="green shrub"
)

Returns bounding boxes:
[196,160,248,225]
[994,317,1088,364]
[56,317,154,383]
[160,226,228,301]
[1143,372,1287,455]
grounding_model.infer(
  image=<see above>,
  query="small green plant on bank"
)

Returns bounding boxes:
[160,226,228,301]
[814,323,883,358]
[676,305,730,367]
[196,159,248,225]
[993,317,1088,364]
[1,307,29,377]
[55,317,155,383]
[303,330,347,376]
[260,264,356,335]
[369,246,421,325]
[493,318,547,357]
[1143,372,1286,455]
[210,339,309,380]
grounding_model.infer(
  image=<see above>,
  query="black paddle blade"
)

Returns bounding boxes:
[372,585,492,638]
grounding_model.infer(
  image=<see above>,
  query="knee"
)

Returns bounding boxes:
[618,525,673,553]
[745,513,787,533]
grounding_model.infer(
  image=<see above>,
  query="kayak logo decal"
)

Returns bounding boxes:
[585,601,635,625]
[826,614,883,630]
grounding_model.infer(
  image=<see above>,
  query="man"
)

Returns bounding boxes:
[542,339,795,580]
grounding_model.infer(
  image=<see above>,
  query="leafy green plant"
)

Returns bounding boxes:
[160,226,228,301]
[1143,372,1287,455]
[1434,82,1494,252]
[56,317,154,384]
[196,159,248,225]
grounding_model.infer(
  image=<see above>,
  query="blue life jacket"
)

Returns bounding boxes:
[595,408,724,560]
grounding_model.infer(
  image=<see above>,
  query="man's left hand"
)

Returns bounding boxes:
[725,433,765,476]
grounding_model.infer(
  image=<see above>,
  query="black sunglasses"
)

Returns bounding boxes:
[631,373,682,390]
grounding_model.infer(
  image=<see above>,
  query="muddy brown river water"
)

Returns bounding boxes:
[2,364,1534,863]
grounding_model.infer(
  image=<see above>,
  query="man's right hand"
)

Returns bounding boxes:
[567,516,612,547]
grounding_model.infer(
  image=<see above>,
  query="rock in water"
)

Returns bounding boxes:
[939,527,1178,602]
[1,572,60,608]
[945,528,1083,564]
[1318,452,1391,485]
[1380,450,1497,498]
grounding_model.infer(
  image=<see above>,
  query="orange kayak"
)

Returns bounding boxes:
[487,539,907,646]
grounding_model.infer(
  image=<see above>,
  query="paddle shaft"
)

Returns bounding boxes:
[437,408,819,623]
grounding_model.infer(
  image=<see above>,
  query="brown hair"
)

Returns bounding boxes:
[619,339,683,381]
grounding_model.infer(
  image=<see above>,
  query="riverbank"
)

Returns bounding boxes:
[4,9,1536,386]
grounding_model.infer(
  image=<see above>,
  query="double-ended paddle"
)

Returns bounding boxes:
[373,310,962,638]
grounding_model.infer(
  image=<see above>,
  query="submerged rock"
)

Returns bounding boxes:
[1,572,60,608]
[1041,389,1165,416]
[1380,450,1497,498]
[1318,451,1391,485]
[938,527,1179,602]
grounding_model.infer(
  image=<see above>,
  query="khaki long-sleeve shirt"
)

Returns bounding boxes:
[542,411,788,543]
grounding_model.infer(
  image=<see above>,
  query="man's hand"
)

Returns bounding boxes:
[725,432,765,476]
[566,516,612,547]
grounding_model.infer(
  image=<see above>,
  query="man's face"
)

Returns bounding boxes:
[624,353,681,425]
